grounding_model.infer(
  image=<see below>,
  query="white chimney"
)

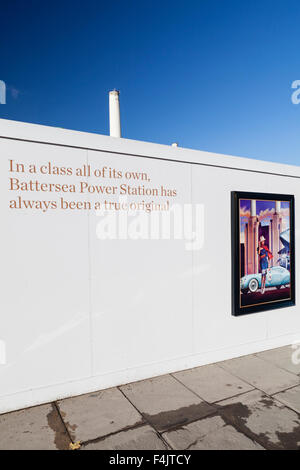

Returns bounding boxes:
[109,90,121,137]
[251,200,256,217]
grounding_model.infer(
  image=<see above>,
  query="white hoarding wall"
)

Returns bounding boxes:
[0,119,299,414]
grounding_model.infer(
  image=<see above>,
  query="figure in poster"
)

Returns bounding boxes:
[257,235,273,294]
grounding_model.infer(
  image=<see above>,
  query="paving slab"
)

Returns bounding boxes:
[256,346,300,376]
[219,354,300,394]
[0,403,70,450]
[173,364,254,403]
[274,385,300,414]
[163,415,263,450]
[120,375,215,432]
[57,387,143,442]
[217,389,300,450]
[82,425,168,450]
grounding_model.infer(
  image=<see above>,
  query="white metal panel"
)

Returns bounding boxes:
[0,139,91,398]
[87,150,194,376]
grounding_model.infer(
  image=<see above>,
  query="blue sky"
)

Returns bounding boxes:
[1,0,300,165]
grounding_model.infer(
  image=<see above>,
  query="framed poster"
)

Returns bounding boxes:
[231,191,295,316]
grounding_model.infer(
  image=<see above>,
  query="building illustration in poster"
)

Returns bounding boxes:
[232,192,295,315]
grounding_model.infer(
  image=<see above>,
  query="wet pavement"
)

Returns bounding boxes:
[1,345,300,450]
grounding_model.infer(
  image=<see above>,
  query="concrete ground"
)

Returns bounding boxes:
[1,345,300,450]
